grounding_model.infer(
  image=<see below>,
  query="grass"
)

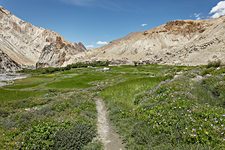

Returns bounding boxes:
[100,66,225,149]
[5,76,54,89]
[101,76,166,149]
[0,64,225,149]
[0,68,106,149]
[0,90,100,149]
[102,77,164,106]
[0,89,46,102]
[46,72,107,89]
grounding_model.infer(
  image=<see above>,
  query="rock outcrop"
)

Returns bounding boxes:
[36,37,86,68]
[87,16,225,66]
[0,49,20,73]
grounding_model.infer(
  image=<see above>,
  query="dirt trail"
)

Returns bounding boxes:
[95,98,125,150]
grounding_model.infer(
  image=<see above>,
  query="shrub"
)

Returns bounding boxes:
[207,60,221,68]
[0,108,9,117]
[19,61,110,74]
[53,123,96,150]
[21,122,71,149]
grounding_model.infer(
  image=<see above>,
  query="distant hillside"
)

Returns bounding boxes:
[87,16,225,66]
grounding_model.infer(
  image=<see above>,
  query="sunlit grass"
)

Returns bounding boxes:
[0,64,224,149]
[100,66,225,149]
[5,77,53,89]
[46,73,108,89]
[101,77,163,106]
[0,89,46,102]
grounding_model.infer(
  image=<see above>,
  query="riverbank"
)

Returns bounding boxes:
[0,73,28,87]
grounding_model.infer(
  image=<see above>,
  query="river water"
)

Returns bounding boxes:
[0,73,28,87]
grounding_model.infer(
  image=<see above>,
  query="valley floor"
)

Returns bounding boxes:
[0,64,225,149]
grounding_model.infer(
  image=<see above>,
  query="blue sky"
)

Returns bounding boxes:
[0,0,224,48]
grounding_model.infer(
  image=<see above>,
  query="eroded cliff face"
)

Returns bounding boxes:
[87,17,225,66]
[0,6,86,71]
[36,37,86,68]
[0,49,20,73]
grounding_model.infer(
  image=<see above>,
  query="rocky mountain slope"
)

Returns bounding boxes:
[0,49,20,73]
[36,37,86,68]
[87,16,225,66]
[0,6,86,71]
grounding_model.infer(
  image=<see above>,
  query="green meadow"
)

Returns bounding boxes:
[0,64,225,149]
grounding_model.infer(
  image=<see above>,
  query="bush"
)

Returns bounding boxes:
[21,122,71,149]
[207,60,221,68]
[53,124,96,150]
[0,108,9,117]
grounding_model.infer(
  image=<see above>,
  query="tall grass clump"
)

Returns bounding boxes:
[207,60,221,68]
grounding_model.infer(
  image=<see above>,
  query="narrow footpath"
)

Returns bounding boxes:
[95,98,125,150]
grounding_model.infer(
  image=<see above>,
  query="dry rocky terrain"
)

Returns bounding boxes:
[86,17,225,66]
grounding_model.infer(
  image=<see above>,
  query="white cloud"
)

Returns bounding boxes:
[210,1,225,18]
[85,45,94,48]
[97,41,108,45]
[193,13,201,20]
[60,0,122,10]
[141,24,148,27]
[60,0,95,6]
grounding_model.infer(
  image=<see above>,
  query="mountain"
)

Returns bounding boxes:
[0,6,86,72]
[1,6,225,71]
[87,16,225,66]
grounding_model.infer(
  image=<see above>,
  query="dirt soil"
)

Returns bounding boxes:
[95,97,125,150]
